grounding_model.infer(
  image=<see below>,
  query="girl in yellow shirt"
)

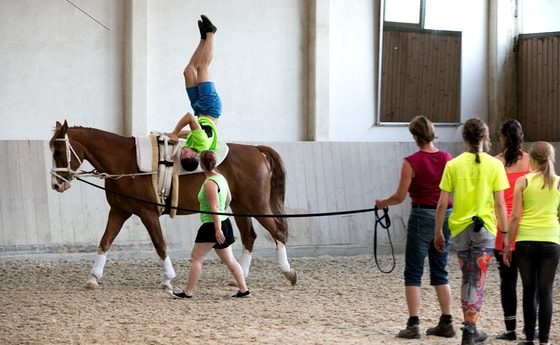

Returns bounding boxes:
[503,141,560,345]
[434,118,509,345]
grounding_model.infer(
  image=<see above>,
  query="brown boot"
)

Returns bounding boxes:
[462,329,475,345]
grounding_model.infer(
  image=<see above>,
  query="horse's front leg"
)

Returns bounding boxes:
[85,207,131,289]
[139,212,175,290]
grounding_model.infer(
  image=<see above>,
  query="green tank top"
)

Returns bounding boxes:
[198,174,229,223]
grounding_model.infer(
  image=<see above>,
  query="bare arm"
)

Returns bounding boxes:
[375,159,413,209]
[165,112,201,144]
[433,190,450,252]
[494,189,508,238]
[204,180,225,244]
[502,176,526,266]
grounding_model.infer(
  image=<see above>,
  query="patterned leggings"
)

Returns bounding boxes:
[457,247,493,333]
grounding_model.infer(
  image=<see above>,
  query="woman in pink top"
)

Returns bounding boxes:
[493,120,531,341]
[376,115,455,340]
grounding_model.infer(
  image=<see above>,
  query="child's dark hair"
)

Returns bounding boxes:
[200,150,217,171]
[409,115,437,146]
[462,117,490,163]
[501,119,524,167]
[181,156,199,171]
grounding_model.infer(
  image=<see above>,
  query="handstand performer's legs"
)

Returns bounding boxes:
[184,15,221,120]
[184,39,206,88]
[184,15,216,88]
[196,33,213,83]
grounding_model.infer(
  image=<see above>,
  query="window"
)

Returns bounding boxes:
[378,0,462,124]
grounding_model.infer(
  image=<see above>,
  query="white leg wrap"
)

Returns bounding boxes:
[239,248,253,278]
[162,256,176,280]
[276,242,291,272]
[90,254,107,279]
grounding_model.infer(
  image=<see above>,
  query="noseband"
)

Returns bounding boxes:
[50,134,83,183]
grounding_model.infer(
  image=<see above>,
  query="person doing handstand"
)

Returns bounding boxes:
[166,14,221,172]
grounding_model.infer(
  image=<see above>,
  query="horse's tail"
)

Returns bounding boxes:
[256,145,288,238]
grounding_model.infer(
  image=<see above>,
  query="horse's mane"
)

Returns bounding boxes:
[70,126,131,138]
[50,124,133,148]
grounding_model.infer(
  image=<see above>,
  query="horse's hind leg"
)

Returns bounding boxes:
[233,215,257,279]
[85,207,131,289]
[255,217,297,286]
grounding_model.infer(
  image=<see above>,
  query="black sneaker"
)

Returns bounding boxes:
[232,290,251,298]
[197,20,206,40]
[168,290,192,299]
[397,325,421,339]
[200,15,217,34]
[427,321,456,338]
[496,331,517,340]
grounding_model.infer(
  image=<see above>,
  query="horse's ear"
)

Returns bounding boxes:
[56,121,62,128]
[60,120,68,135]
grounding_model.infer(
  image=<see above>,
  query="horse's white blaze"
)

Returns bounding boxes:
[276,242,291,272]
[90,254,107,279]
[161,256,175,280]
[239,247,252,278]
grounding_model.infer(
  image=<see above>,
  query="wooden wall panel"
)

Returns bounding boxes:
[518,32,560,141]
[380,26,461,123]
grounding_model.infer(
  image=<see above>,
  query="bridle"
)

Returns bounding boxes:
[50,133,155,183]
[50,134,83,183]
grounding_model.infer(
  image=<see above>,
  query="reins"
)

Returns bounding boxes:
[373,207,395,273]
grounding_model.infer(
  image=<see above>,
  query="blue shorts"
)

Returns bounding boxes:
[404,207,452,286]
[186,81,222,118]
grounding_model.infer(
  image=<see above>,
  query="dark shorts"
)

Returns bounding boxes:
[195,218,235,249]
[186,81,222,118]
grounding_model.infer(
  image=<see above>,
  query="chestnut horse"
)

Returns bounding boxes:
[49,121,296,289]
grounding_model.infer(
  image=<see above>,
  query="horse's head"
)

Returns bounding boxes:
[50,120,84,193]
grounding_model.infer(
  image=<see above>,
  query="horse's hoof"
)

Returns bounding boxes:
[85,276,98,290]
[283,269,297,286]
[159,280,173,290]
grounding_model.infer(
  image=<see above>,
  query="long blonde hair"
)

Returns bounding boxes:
[529,141,556,189]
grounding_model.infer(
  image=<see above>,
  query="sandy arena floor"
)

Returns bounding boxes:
[0,253,559,344]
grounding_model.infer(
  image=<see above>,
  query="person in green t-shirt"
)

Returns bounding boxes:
[434,117,509,345]
[166,15,221,171]
[168,150,250,298]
